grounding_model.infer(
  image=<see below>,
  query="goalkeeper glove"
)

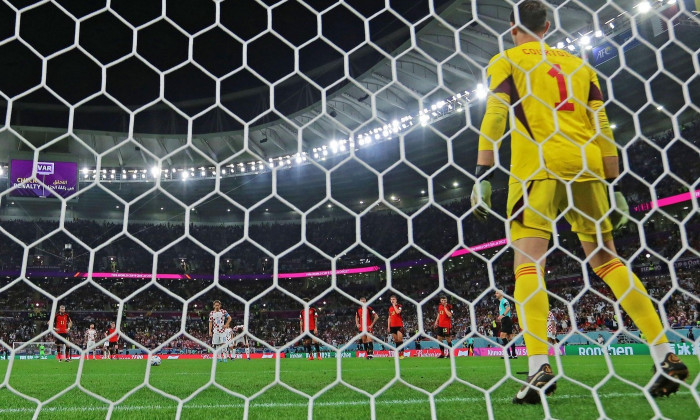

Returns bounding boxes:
[607,181,629,231]
[471,165,493,222]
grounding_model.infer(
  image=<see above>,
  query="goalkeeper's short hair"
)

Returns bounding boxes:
[509,0,548,32]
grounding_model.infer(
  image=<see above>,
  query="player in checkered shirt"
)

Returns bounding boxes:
[547,311,558,344]
[209,300,231,362]
[85,324,98,359]
[224,324,250,361]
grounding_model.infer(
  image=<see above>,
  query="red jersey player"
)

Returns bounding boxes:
[387,295,405,359]
[300,300,321,360]
[356,297,378,359]
[433,296,453,358]
[53,305,72,362]
[106,322,119,359]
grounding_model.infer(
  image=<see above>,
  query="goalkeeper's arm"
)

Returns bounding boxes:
[602,155,629,231]
[586,73,629,231]
[472,92,508,221]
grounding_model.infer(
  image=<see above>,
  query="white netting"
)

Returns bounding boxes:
[0,0,698,418]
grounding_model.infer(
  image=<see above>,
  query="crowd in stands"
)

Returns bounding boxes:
[1,228,696,353]
[0,121,698,353]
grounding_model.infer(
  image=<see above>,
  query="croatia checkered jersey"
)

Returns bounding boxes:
[547,311,557,335]
[209,309,230,334]
[85,328,97,342]
[225,325,245,342]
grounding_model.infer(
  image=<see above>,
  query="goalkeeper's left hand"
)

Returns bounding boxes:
[470,179,492,222]
[609,190,629,231]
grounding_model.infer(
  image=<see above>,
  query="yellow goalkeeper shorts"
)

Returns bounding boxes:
[507,179,614,243]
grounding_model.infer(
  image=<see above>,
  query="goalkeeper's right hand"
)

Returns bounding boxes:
[470,179,492,222]
[609,190,629,231]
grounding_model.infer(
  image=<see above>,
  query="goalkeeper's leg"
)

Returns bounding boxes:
[583,240,669,353]
[512,236,551,375]
[511,235,557,404]
[582,239,688,395]
[505,181,560,378]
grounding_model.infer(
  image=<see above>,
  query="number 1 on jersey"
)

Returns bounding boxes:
[547,64,575,111]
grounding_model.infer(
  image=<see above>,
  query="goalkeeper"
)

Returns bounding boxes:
[471,0,688,404]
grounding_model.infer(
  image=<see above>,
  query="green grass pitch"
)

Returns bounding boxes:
[0,355,697,419]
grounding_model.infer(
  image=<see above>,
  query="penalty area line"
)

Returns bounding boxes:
[0,391,691,414]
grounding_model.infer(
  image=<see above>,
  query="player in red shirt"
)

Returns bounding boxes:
[106,322,119,360]
[53,305,72,362]
[356,297,379,359]
[433,296,454,359]
[300,300,321,360]
[387,295,405,359]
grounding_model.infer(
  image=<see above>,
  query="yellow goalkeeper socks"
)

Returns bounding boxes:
[593,259,669,353]
[514,263,550,362]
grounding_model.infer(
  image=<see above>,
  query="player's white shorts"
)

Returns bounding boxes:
[86,340,96,349]
[212,331,227,345]
[231,335,247,347]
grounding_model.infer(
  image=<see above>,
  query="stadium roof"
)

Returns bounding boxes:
[0,0,697,217]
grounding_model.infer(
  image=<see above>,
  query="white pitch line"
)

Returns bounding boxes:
[0,392,692,414]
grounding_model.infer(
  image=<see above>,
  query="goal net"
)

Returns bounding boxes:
[0,0,697,418]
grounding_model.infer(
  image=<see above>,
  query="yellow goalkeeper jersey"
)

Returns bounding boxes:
[478,41,617,184]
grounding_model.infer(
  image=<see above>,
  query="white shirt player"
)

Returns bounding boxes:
[85,327,99,358]
[210,309,230,346]
[547,311,557,339]
[225,325,250,359]
[209,309,230,334]
[226,325,247,346]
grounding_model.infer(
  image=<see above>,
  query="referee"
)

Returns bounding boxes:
[496,290,517,359]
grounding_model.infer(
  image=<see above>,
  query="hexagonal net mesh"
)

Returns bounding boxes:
[0,0,698,418]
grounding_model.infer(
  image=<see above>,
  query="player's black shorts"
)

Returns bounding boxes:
[57,332,70,342]
[500,316,513,335]
[109,341,119,350]
[389,326,404,335]
[467,343,474,349]
[435,326,451,337]
[302,333,318,342]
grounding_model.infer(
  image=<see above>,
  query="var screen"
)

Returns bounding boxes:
[9,159,78,198]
